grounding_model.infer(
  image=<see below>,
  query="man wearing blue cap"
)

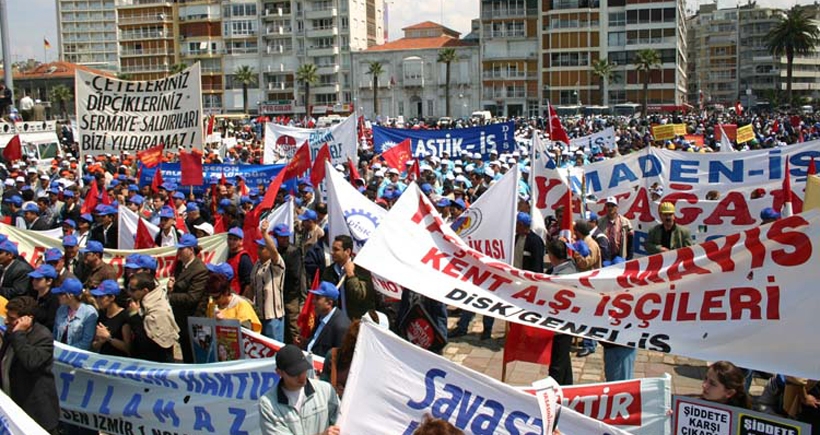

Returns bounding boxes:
[2,195,25,228]
[89,205,119,249]
[155,206,182,247]
[43,248,74,287]
[168,233,209,363]
[252,220,286,341]
[22,202,51,231]
[305,281,350,358]
[80,241,117,290]
[273,223,306,345]
[184,202,205,234]
[296,209,324,254]
[226,227,254,296]
[59,189,79,229]
[0,240,33,299]
[29,264,60,331]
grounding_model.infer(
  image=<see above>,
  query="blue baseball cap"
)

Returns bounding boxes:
[240,196,253,205]
[159,206,175,219]
[302,186,315,193]
[109,180,120,188]
[96,205,117,216]
[48,187,61,195]
[172,191,185,200]
[206,262,234,281]
[420,183,433,194]
[186,202,199,213]
[273,223,291,237]
[159,182,176,191]
[219,198,233,208]
[52,277,83,295]
[128,195,144,206]
[310,281,339,300]
[760,207,781,221]
[255,237,277,248]
[22,203,39,213]
[209,176,219,185]
[452,198,466,210]
[80,213,94,222]
[44,248,63,263]
[516,212,532,226]
[62,235,78,247]
[90,279,121,297]
[176,233,199,249]
[62,219,76,229]
[81,241,104,254]
[137,255,158,270]
[298,178,313,187]
[127,184,139,192]
[436,198,451,208]
[124,253,142,269]
[298,209,317,221]
[63,190,75,198]
[28,264,58,280]
[228,227,244,239]
[4,195,22,206]
[0,240,18,256]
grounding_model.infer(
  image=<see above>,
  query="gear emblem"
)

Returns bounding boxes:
[343,208,380,248]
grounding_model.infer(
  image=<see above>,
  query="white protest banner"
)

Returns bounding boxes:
[672,396,810,435]
[241,328,325,372]
[33,227,64,239]
[0,225,228,286]
[264,115,357,165]
[118,205,160,251]
[53,341,275,435]
[0,389,51,435]
[452,166,517,264]
[75,64,203,156]
[569,127,617,152]
[262,195,294,237]
[517,376,672,435]
[339,322,630,435]
[356,184,820,378]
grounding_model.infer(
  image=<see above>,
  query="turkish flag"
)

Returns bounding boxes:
[548,103,571,145]
[135,218,156,249]
[310,143,331,187]
[137,144,164,169]
[408,159,421,181]
[298,270,320,340]
[81,180,99,214]
[2,135,22,162]
[151,165,164,194]
[179,148,204,186]
[503,323,553,366]
[382,138,412,170]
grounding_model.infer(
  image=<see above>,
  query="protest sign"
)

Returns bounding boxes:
[263,115,357,165]
[75,64,202,155]
[189,317,244,363]
[373,122,517,159]
[339,322,631,435]
[569,127,617,151]
[716,124,738,141]
[672,396,810,435]
[0,225,228,287]
[241,328,325,372]
[736,125,755,144]
[0,390,51,435]
[652,125,677,141]
[138,162,288,196]
[673,124,687,136]
[356,184,820,378]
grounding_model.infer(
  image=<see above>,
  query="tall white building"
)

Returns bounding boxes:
[56,0,120,71]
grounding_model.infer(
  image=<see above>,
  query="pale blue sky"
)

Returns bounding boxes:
[1,0,816,65]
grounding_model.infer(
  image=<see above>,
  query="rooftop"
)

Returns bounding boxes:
[2,61,114,80]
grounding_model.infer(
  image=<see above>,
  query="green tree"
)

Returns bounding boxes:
[437,48,458,117]
[634,49,661,116]
[116,73,132,80]
[49,85,72,119]
[296,63,318,119]
[367,61,385,117]
[233,65,258,114]
[170,63,188,75]
[592,58,617,106]
[766,6,820,104]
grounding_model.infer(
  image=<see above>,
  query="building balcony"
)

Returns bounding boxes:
[202,84,223,92]
[306,7,336,20]
[484,31,527,39]
[267,82,295,91]
[402,77,424,87]
[265,45,293,54]
[120,47,172,57]
[202,66,222,75]
[480,8,537,19]
[120,30,173,41]
[116,0,173,8]
[265,26,292,36]
[120,63,170,73]
[262,8,291,20]
[178,13,220,22]
[118,12,172,25]
[181,49,222,58]
[481,71,535,80]
[224,31,258,39]
[316,65,339,75]
[308,46,338,56]
[307,26,338,38]
[313,83,340,93]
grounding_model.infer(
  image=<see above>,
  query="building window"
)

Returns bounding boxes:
[398,101,404,116]
[608,31,625,46]
[609,12,625,26]
[316,93,337,104]
[427,100,434,116]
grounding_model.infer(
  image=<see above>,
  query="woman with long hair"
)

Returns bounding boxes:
[91,279,132,357]
[205,263,261,332]
[52,277,98,351]
[320,310,390,397]
[702,361,752,409]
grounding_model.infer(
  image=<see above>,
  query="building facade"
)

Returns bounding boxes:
[56,0,119,71]
[353,21,480,120]
[116,0,176,81]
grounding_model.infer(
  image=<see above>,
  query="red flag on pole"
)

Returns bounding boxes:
[298,270,320,340]
[213,214,225,234]
[503,323,553,366]
[137,144,164,168]
[559,183,574,241]
[100,185,112,205]
[2,135,22,162]
[283,141,312,180]
[81,180,99,214]
[782,160,794,217]
[179,148,204,186]
[347,157,361,184]
[206,115,216,136]
[135,218,156,249]
[151,166,164,194]
[408,159,421,181]
[548,103,571,145]
[381,138,412,170]
[809,157,817,176]
[310,143,331,187]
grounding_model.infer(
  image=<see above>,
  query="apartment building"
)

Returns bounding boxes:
[56,0,119,71]
[116,0,176,81]
[353,21,480,120]
[479,0,540,118]
[540,0,688,110]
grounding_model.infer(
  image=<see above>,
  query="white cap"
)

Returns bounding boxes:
[387,167,400,175]
[26,167,37,174]
[483,168,495,177]
[455,175,469,183]
[4,179,14,186]
[194,222,215,236]
[605,196,618,205]
[375,169,386,177]
[15,176,25,183]
[454,159,463,166]
[445,173,455,180]
[441,158,451,164]
[335,164,345,171]
[464,164,475,173]
[11,164,19,170]
[420,164,433,172]
[453,167,463,174]
[39,175,49,180]
[501,163,510,170]
[472,152,482,159]
[372,163,382,170]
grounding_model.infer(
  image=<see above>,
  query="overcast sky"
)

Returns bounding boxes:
[1,0,815,65]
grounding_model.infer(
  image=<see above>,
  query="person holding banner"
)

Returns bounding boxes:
[206,263,262,332]
[645,202,692,254]
[322,235,376,322]
[597,197,633,260]
[545,239,576,385]
[252,220,287,341]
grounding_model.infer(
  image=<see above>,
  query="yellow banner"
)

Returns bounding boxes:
[652,124,676,141]
[736,124,755,143]
[673,124,687,136]
[805,174,820,212]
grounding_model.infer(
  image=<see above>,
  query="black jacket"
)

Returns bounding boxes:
[308,308,350,358]
[0,258,34,299]
[89,222,119,249]
[519,230,545,273]
[0,323,60,431]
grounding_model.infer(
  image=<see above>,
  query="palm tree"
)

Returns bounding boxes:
[367,61,384,117]
[49,85,72,119]
[116,72,132,80]
[169,63,188,75]
[437,48,458,117]
[295,63,318,119]
[766,6,820,104]
[634,49,661,116]
[233,65,258,114]
[592,58,617,106]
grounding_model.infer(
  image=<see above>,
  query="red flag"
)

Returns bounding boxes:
[253,142,312,219]
[137,144,164,169]
[734,101,743,116]
[310,144,331,187]
[81,180,99,214]
[100,186,112,205]
[298,270,320,340]
[242,207,261,263]
[782,160,793,217]
[771,120,780,134]
[206,115,215,136]
[382,138,412,170]
[799,129,805,143]
[559,182,574,242]
[151,166,164,194]
[213,214,225,234]
[135,218,156,249]
[238,178,249,196]
[503,323,553,366]
[408,159,421,181]
[347,157,361,183]
[357,115,366,141]
[179,148,204,186]
[548,103,571,145]
[2,135,22,162]
[809,157,817,176]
